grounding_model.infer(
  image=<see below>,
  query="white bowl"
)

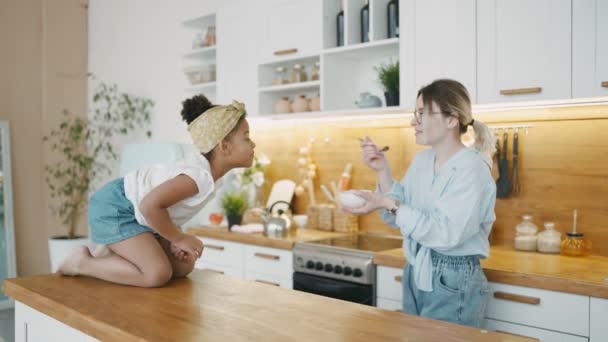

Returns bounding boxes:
[293,214,308,228]
[338,190,368,208]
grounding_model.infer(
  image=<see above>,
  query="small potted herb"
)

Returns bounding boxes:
[221,192,248,230]
[376,60,400,106]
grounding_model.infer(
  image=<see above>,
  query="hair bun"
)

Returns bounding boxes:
[181,94,215,124]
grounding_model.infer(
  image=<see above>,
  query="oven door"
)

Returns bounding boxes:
[293,272,374,306]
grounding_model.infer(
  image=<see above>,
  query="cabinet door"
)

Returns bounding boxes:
[477,0,572,104]
[260,0,322,63]
[244,244,293,278]
[572,0,608,98]
[401,0,477,108]
[376,266,403,302]
[590,297,608,342]
[216,0,260,111]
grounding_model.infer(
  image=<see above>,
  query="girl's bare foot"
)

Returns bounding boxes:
[57,246,92,276]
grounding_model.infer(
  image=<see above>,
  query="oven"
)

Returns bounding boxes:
[293,272,374,305]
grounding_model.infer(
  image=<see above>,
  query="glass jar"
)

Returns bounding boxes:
[273,67,289,85]
[291,64,308,83]
[192,33,205,49]
[514,214,538,251]
[561,233,592,257]
[205,26,216,46]
[537,222,561,253]
[311,62,320,81]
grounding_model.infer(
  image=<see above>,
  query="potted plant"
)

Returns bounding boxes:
[376,60,400,106]
[232,154,271,208]
[221,192,248,230]
[43,80,153,271]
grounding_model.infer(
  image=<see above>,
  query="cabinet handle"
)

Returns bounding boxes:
[493,291,541,305]
[273,48,298,56]
[394,275,402,283]
[206,269,225,275]
[601,81,608,88]
[495,330,540,341]
[254,252,280,260]
[255,279,280,286]
[499,87,542,95]
[205,244,225,251]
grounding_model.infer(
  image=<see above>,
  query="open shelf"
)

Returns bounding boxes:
[185,82,216,93]
[323,38,399,59]
[184,46,216,59]
[259,81,320,94]
[182,13,215,29]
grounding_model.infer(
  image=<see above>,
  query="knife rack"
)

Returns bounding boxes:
[490,124,534,135]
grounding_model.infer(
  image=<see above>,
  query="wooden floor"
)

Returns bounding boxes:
[0,309,14,342]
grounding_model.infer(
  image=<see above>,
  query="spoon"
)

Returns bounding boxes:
[358,137,389,152]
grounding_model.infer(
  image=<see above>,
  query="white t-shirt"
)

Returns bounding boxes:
[123,153,222,227]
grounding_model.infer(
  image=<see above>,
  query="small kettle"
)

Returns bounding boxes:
[355,92,382,108]
[262,200,294,237]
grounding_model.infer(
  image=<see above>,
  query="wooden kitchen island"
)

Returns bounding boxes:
[2,270,533,341]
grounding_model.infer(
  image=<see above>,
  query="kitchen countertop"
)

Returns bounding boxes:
[2,270,532,341]
[374,244,608,298]
[188,226,353,250]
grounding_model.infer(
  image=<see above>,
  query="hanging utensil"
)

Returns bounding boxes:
[511,129,520,196]
[491,134,500,181]
[496,131,511,198]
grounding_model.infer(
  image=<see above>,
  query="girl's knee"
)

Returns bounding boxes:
[142,263,173,287]
[172,259,195,278]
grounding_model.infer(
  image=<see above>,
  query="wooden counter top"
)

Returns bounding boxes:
[3,270,532,341]
[187,226,353,250]
[374,245,608,298]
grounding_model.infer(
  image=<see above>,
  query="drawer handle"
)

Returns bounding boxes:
[394,275,402,283]
[273,48,298,56]
[493,291,541,305]
[205,244,225,251]
[602,81,608,88]
[495,330,540,341]
[254,252,280,260]
[255,279,280,287]
[206,269,224,275]
[500,87,542,95]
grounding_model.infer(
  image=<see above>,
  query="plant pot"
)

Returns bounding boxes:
[384,91,400,107]
[227,215,242,231]
[48,236,94,272]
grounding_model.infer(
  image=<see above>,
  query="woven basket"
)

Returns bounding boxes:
[317,204,335,231]
[333,209,359,232]
[306,205,319,230]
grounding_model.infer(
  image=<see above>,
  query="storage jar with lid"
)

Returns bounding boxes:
[537,222,561,253]
[561,209,592,256]
[273,67,289,85]
[311,62,320,81]
[514,214,538,251]
[291,64,307,83]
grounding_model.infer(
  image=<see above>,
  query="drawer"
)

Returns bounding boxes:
[376,266,403,302]
[484,318,588,342]
[244,269,292,289]
[198,237,244,268]
[486,282,589,337]
[244,245,292,278]
[590,297,608,342]
[194,261,243,279]
[376,297,402,312]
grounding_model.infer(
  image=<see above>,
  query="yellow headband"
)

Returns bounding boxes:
[188,100,246,153]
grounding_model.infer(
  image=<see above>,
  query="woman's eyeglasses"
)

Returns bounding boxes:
[413,111,447,124]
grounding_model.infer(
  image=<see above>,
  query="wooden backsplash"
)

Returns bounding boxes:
[250,104,608,256]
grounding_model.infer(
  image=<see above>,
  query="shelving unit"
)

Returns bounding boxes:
[257,0,401,116]
[182,13,217,101]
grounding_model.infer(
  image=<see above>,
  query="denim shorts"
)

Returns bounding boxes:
[402,249,490,328]
[88,178,154,244]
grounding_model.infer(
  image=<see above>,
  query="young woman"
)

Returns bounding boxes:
[346,79,496,327]
[58,95,256,287]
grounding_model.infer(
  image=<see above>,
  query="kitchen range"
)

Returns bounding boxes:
[293,233,403,305]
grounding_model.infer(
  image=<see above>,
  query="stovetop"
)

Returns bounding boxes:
[293,234,403,285]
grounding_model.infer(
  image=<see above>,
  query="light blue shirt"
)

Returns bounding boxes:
[379,147,496,291]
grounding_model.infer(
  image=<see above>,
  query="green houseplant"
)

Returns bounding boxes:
[43,80,153,270]
[376,60,400,106]
[221,191,248,230]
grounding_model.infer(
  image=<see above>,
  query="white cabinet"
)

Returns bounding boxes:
[15,302,99,342]
[484,318,588,342]
[260,0,322,63]
[485,282,589,338]
[572,0,608,98]
[401,0,477,108]
[590,297,608,342]
[477,0,572,104]
[376,265,403,311]
[195,237,294,289]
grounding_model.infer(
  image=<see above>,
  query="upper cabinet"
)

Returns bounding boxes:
[260,0,323,63]
[401,0,476,109]
[477,0,572,104]
[573,0,608,98]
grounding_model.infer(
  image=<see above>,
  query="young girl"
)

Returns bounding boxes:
[346,79,496,327]
[58,95,256,287]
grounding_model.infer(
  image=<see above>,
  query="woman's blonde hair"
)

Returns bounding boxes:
[417,79,496,156]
